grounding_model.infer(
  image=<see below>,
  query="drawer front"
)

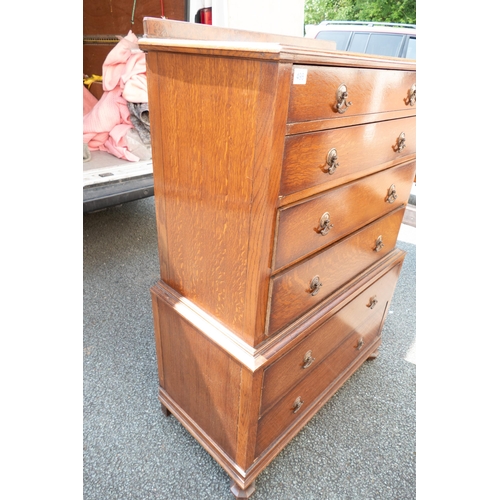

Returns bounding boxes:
[281,116,416,197]
[256,262,403,457]
[256,322,378,457]
[288,65,416,124]
[274,160,415,271]
[267,206,404,336]
[261,263,401,415]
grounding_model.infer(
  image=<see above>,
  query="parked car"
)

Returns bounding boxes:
[305,21,416,59]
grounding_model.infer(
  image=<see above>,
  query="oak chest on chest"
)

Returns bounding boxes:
[140,19,416,498]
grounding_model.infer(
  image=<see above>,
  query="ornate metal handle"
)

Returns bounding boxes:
[292,396,304,413]
[386,184,397,204]
[318,212,333,235]
[335,83,352,114]
[395,132,406,153]
[374,235,384,252]
[309,275,322,296]
[326,148,339,175]
[406,83,416,106]
[302,350,315,369]
[368,296,378,309]
[356,338,364,350]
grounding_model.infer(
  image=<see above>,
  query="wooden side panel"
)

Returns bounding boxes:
[235,367,264,471]
[153,290,242,461]
[146,51,290,346]
[145,52,170,282]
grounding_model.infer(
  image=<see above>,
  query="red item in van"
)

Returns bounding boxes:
[199,7,212,25]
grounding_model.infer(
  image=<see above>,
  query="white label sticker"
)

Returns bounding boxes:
[293,68,308,85]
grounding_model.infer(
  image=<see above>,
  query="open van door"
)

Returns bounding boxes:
[83,0,304,212]
[83,0,186,212]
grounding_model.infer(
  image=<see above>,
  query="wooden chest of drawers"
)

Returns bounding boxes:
[140,18,416,499]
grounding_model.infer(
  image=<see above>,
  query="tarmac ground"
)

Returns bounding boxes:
[83,195,416,500]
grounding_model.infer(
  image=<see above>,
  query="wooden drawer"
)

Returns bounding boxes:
[267,206,404,336]
[256,323,377,457]
[288,65,416,124]
[273,160,415,271]
[281,116,416,197]
[261,263,400,415]
[256,262,402,457]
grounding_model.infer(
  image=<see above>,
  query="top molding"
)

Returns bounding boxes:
[139,18,416,70]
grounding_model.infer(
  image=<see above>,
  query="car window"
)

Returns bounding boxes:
[315,30,351,51]
[349,33,369,53]
[364,33,404,57]
[406,36,416,59]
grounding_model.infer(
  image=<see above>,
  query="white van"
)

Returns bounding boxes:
[305,21,416,59]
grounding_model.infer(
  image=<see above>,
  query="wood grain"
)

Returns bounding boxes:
[261,263,401,414]
[256,285,392,458]
[273,160,416,271]
[288,65,416,123]
[154,291,242,460]
[143,19,416,498]
[147,51,287,346]
[267,206,405,335]
[281,116,416,197]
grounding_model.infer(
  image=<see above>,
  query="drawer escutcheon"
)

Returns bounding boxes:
[395,132,406,153]
[374,235,384,252]
[335,83,352,114]
[309,275,323,296]
[386,184,398,204]
[318,212,334,235]
[406,83,416,106]
[292,397,304,413]
[302,350,316,369]
[326,148,339,175]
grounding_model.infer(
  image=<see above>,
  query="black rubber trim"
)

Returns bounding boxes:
[83,174,154,213]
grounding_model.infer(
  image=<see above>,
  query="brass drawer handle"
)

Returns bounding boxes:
[326,148,339,175]
[292,396,304,413]
[386,184,397,204]
[335,83,352,114]
[368,296,378,309]
[318,212,333,235]
[374,235,384,252]
[356,338,364,350]
[395,132,406,153]
[309,275,323,296]
[302,350,315,369]
[406,83,416,106]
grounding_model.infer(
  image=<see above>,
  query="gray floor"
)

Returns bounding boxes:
[83,196,416,500]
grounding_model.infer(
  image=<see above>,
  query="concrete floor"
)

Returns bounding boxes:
[83,196,416,499]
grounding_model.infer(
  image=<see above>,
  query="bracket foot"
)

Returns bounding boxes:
[230,481,256,499]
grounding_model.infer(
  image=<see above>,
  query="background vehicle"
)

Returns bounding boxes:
[83,0,304,212]
[305,21,416,59]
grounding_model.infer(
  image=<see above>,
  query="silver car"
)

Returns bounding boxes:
[305,21,416,59]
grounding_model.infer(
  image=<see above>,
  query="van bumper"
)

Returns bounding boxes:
[83,174,154,213]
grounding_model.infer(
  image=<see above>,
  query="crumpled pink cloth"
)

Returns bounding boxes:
[83,31,148,161]
[83,86,98,116]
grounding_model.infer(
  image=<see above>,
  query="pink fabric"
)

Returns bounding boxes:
[83,86,98,116]
[83,31,148,161]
